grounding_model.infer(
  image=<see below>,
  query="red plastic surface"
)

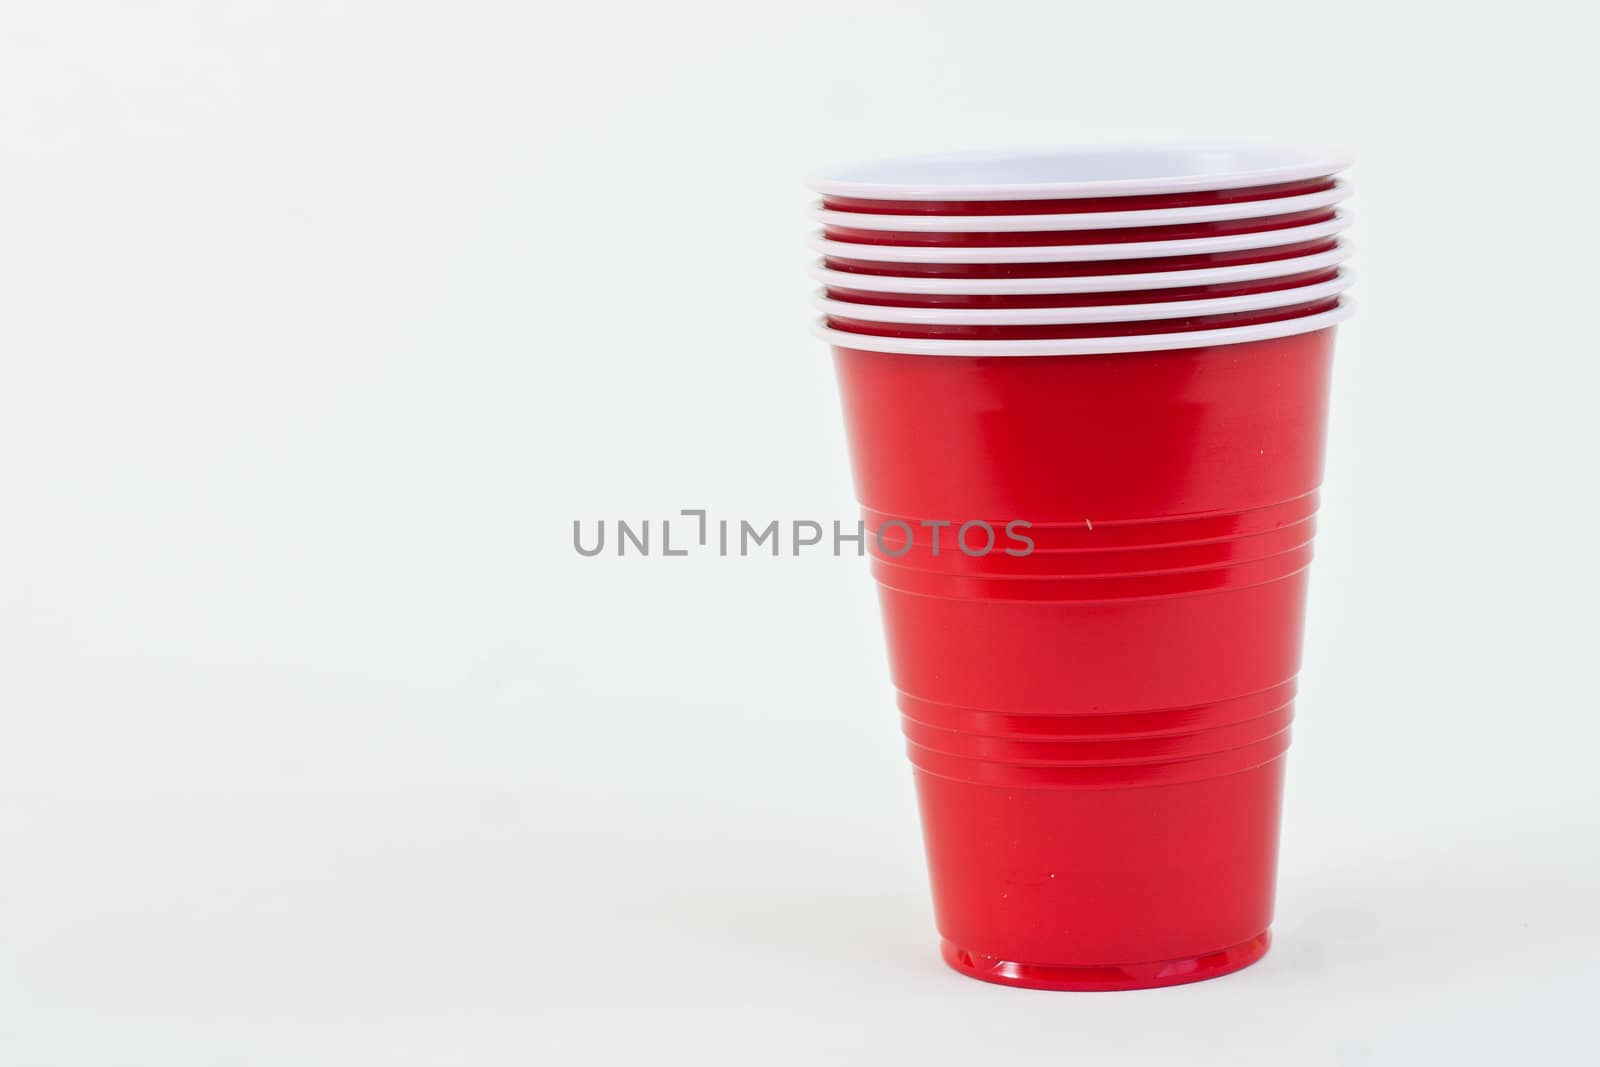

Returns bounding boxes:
[919,761,1284,974]
[829,328,1337,989]
[941,929,1273,992]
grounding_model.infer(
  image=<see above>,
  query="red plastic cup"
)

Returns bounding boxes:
[821,177,1337,215]
[813,212,1348,271]
[821,237,1342,279]
[814,181,1348,233]
[814,273,1351,336]
[821,208,1338,248]
[811,245,1351,309]
[822,309,1345,989]
[810,143,1349,212]
[824,298,1341,340]
[821,268,1337,309]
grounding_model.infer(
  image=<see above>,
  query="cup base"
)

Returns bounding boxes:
[938,930,1270,992]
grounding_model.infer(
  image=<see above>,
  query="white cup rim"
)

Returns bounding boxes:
[813,299,1354,356]
[808,143,1350,201]
[813,271,1351,325]
[809,181,1350,233]
[809,245,1351,295]
[811,213,1348,264]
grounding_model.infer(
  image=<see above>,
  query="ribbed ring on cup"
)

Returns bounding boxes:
[901,700,1293,765]
[860,493,1319,553]
[906,729,1292,789]
[868,517,1315,579]
[872,541,1312,603]
[896,679,1297,738]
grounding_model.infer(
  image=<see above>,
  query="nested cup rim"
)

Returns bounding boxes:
[808,142,1349,201]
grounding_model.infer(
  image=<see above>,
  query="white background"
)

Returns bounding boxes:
[3,2,1598,1064]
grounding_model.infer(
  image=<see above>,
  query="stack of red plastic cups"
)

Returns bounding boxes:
[808,145,1353,991]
